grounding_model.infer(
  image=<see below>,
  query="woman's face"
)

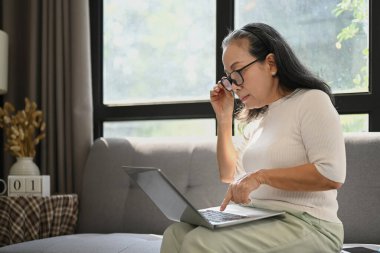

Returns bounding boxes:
[222,38,281,109]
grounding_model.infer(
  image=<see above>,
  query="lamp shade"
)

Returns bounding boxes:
[0,30,8,95]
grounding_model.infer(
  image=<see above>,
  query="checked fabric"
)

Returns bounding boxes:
[0,194,78,246]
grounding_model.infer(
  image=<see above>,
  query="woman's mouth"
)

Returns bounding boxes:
[240,95,250,103]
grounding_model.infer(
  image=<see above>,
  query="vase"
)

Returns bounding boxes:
[9,157,41,176]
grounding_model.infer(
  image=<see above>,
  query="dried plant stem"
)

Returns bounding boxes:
[0,98,46,158]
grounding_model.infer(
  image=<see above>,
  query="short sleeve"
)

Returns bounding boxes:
[298,90,346,183]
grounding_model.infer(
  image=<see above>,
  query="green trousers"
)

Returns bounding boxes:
[160,211,343,253]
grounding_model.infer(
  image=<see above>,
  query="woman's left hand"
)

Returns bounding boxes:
[219,172,262,211]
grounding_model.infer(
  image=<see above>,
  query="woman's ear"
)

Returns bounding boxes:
[266,53,278,76]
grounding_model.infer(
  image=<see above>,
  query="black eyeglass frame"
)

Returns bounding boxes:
[220,58,262,91]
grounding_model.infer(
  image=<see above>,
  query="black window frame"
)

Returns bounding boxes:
[90,0,380,139]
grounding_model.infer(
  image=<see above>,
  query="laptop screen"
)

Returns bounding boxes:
[124,167,193,222]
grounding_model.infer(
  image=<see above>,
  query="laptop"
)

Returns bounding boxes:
[123,166,284,230]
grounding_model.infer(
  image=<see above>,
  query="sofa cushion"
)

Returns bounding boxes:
[0,233,162,253]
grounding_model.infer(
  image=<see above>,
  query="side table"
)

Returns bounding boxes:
[0,194,78,247]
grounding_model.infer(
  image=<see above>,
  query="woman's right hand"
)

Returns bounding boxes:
[210,82,235,122]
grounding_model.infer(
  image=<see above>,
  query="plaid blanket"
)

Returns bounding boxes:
[0,194,78,246]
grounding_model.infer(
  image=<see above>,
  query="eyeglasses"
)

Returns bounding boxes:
[220,58,261,91]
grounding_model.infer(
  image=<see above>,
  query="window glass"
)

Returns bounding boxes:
[104,119,216,137]
[234,114,368,135]
[235,0,369,94]
[103,0,216,105]
[340,114,369,132]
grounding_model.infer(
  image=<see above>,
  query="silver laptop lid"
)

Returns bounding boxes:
[123,166,211,228]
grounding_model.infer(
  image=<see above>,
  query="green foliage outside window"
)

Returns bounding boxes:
[333,0,369,92]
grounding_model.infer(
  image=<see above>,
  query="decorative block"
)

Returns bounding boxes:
[25,177,42,193]
[8,175,50,196]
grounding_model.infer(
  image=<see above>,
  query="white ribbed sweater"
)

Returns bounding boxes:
[235,89,346,223]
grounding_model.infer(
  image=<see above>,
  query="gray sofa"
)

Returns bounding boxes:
[0,133,379,253]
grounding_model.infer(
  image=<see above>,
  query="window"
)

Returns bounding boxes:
[90,0,379,139]
[340,114,369,132]
[235,0,369,94]
[104,119,215,137]
[103,0,216,105]
[234,114,369,136]
[234,0,371,133]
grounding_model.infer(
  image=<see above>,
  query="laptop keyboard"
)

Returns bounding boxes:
[200,210,247,223]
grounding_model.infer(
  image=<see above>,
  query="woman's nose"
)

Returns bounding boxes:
[231,82,241,92]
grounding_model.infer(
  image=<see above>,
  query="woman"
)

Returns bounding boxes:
[160,22,346,253]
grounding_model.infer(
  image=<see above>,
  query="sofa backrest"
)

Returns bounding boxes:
[77,133,380,244]
[77,137,227,234]
[337,132,380,244]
